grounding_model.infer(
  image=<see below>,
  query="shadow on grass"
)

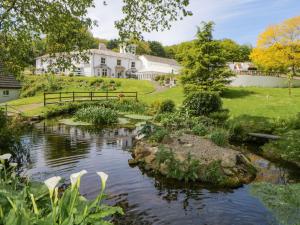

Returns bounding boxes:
[222,88,255,99]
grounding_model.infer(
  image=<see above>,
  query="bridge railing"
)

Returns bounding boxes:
[44,91,138,106]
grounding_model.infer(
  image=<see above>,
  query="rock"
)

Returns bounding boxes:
[131,133,257,187]
[128,159,139,166]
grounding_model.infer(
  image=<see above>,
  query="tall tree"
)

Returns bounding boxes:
[219,39,252,62]
[181,22,234,94]
[0,0,191,75]
[250,15,300,95]
[148,41,166,57]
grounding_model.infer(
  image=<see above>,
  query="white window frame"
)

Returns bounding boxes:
[131,62,136,68]
[102,69,108,76]
[101,57,106,65]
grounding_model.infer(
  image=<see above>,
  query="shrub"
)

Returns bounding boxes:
[227,115,276,142]
[192,124,209,136]
[158,99,176,114]
[199,161,226,185]
[74,106,118,125]
[148,100,162,115]
[183,91,222,116]
[149,127,169,143]
[209,128,229,147]
[262,131,300,164]
[209,109,230,124]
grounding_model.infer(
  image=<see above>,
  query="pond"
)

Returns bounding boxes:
[19,119,300,225]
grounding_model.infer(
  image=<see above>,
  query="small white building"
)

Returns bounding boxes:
[0,74,22,103]
[35,44,181,80]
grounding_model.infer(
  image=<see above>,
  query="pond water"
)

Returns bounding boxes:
[20,120,300,225]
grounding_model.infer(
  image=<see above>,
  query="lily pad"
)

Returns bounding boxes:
[124,114,153,121]
[59,118,92,126]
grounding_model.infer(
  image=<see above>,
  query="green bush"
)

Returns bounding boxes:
[183,91,222,116]
[262,131,300,164]
[149,127,169,143]
[158,99,176,114]
[227,115,276,142]
[209,109,229,124]
[192,124,209,136]
[209,128,229,147]
[74,106,118,125]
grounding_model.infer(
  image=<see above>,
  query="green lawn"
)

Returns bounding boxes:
[5,76,300,119]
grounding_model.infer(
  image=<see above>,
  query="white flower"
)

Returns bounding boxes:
[9,163,18,167]
[44,176,61,194]
[0,153,12,161]
[96,172,108,191]
[70,170,87,188]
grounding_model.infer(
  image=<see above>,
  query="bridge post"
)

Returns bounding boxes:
[44,93,46,106]
[106,91,108,100]
[59,92,62,103]
[73,92,75,102]
[90,92,93,101]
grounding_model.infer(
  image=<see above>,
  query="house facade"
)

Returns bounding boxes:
[0,73,22,103]
[36,44,181,80]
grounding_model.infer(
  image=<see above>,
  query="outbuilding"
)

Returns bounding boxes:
[0,67,22,103]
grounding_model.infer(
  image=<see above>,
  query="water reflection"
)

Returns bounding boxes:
[19,121,300,225]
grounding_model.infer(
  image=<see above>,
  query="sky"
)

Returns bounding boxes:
[88,0,300,46]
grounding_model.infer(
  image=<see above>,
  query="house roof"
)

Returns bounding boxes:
[0,64,22,89]
[141,55,180,66]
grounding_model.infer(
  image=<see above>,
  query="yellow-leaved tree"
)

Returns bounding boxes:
[251,16,300,95]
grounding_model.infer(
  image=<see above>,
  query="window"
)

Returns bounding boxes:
[117,59,121,66]
[131,62,136,68]
[117,72,123,77]
[3,90,9,96]
[102,69,108,76]
[101,57,106,64]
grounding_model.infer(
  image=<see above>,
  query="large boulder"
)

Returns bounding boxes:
[130,134,257,187]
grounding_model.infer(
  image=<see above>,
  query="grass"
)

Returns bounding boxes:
[4,75,300,119]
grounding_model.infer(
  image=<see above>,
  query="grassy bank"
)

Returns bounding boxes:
[4,75,300,119]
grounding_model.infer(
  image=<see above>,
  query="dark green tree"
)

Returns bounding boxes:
[148,41,166,57]
[181,22,234,94]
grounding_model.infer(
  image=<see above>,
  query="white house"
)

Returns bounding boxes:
[36,44,181,80]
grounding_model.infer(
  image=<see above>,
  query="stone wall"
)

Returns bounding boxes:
[229,75,300,88]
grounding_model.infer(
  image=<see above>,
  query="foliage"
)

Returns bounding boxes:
[180,22,234,93]
[0,154,123,225]
[251,183,300,225]
[209,128,229,147]
[250,15,300,95]
[115,0,191,40]
[75,106,118,125]
[219,39,252,62]
[262,130,300,165]
[183,91,222,116]
[149,127,169,143]
[21,75,123,97]
[192,124,209,136]
[199,161,226,185]
[158,100,176,114]
[155,147,200,182]
[148,41,166,57]
[227,115,276,142]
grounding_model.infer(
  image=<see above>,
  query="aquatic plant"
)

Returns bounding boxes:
[75,106,118,125]
[0,153,123,225]
[251,183,300,225]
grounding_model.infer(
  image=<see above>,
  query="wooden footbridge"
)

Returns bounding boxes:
[43,91,138,106]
